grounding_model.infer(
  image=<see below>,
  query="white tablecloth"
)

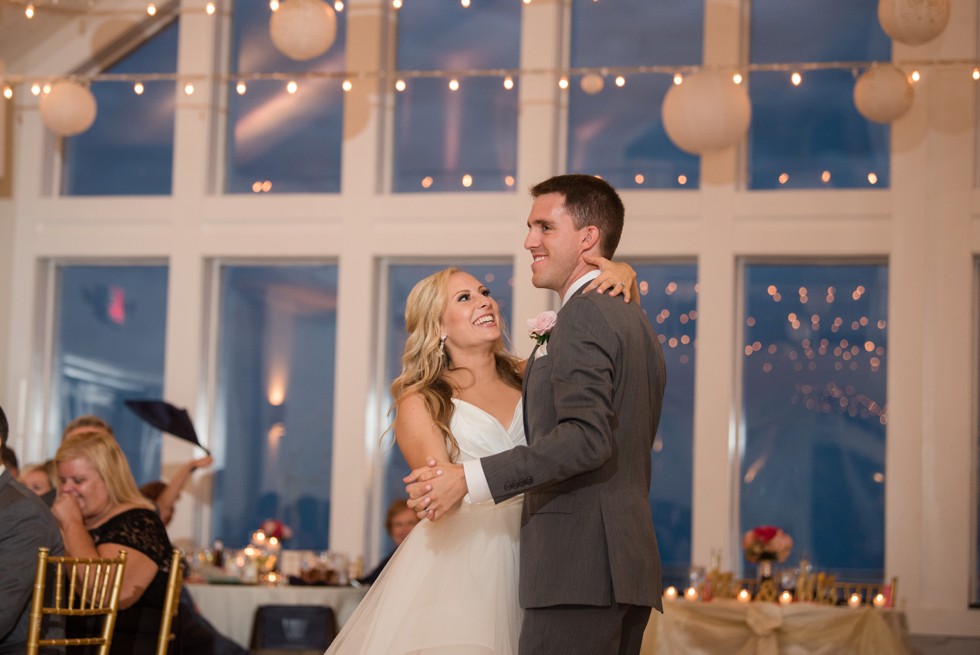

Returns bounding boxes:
[186,583,368,649]
[641,600,910,655]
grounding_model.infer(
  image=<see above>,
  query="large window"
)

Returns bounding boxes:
[226,1,347,193]
[378,262,513,554]
[211,263,338,549]
[740,263,888,580]
[748,0,891,189]
[49,264,169,484]
[633,262,697,590]
[568,0,702,189]
[62,20,178,196]
[392,2,520,192]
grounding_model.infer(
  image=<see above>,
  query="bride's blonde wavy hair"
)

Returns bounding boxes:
[388,267,521,462]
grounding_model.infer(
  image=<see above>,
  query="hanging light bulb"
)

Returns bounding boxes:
[134,82,144,95]
[269,0,280,10]
[502,76,514,90]
[673,73,683,85]
[791,71,803,86]
[206,2,216,15]
[42,83,51,94]
[31,83,41,96]
[392,0,402,8]
[286,80,298,94]
[147,3,157,16]
[236,81,247,95]
[558,77,569,89]
[395,79,406,92]
[2,86,12,100]
[732,72,743,84]
[334,0,344,10]
[910,69,920,83]
[25,4,35,19]
[342,79,352,92]
[461,0,470,6]
[448,79,460,91]
[184,82,195,95]
[614,75,626,87]
[973,68,980,81]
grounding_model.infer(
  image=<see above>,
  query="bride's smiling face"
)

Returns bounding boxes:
[440,272,502,351]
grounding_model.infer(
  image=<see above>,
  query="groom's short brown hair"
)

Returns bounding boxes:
[530,174,625,258]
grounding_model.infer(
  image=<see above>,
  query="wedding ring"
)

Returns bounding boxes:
[615,281,625,287]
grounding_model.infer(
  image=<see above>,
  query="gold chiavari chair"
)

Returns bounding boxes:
[26,546,128,655]
[156,548,184,655]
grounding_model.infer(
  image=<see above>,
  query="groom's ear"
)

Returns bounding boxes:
[580,225,601,251]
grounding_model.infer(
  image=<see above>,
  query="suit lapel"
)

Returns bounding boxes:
[523,343,540,443]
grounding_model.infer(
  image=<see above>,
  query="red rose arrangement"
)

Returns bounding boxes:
[742,525,793,563]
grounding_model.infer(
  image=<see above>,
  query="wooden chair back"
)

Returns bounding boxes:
[26,546,128,655]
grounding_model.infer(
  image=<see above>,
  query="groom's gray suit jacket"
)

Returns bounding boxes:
[480,286,666,610]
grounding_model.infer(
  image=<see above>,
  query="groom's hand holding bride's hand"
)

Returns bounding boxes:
[404,457,468,521]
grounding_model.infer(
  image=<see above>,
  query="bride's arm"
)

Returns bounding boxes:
[584,255,640,303]
[394,392,452,469]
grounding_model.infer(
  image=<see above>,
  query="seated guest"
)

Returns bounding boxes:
[19,460,59,507]
[0,404,65,654]
[139,454,213,526]
[52,429,175,654]
[357,498,420,585]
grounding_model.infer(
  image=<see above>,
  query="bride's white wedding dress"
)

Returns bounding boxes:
[326,398,525,655]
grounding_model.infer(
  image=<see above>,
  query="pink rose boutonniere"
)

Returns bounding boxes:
[527,311,558,345]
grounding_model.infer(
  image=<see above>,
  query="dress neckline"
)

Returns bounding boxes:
[452,397,522,432]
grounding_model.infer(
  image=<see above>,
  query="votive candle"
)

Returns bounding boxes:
[848,593,862,608]
[684,586,698,601]
[873,593,886,608]
[737,589,751,603]
[663,586,678,601]
[779,591,793,605]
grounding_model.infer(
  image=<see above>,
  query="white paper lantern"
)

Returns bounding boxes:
[877,0,950,46]
[661,71,751,155]
[39,81,97,136]
[269,0,338,61]
[580,73,605,95]
[853,64,914,123]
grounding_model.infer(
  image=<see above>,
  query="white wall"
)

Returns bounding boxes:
[1,0,977,637]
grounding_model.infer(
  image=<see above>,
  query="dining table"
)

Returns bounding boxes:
[639,599,911,655]
[186,581,368,649]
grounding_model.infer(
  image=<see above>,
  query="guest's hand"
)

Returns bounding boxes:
[51,493,84,527]
[404,457,467,521]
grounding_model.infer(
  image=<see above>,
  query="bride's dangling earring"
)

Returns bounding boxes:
[439,334,447,357]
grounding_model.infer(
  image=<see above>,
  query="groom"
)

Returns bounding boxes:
[406,174,666,654]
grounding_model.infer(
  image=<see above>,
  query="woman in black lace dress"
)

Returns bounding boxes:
[52,429,174,654]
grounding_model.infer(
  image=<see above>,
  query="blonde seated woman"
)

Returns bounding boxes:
[51,429,175,655]
[326,259,636,655]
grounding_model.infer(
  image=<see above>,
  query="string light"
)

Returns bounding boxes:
[973,68,980,81]
[392,0,402,8]
[334,1,344,11]
[342,79,352,91]
[25,3,34,18]
[867,172,878,185]
[461,174,473,187]
[420,176,433,188]
[502,76,514,90]
[133,81,144,95]
[461,0,470,7]
[558,77,569,89]
[286,80,298,94]
[41,83,51,94]
[206,2,215,15]
[673,73,683,85]
[778,173,789,185]
[395,79,406,92]
[910,69,920,82]
[732,72,743,84]
[269,0,279,10]
[821,170,831,184]
[30,83,40,96]
[183,82,194,95]
[146,3,156,16]
[614,75,625,87]
[791,71,802,86]
[448,78,459,91]
[2,86,12,100]
[236,81,247,95]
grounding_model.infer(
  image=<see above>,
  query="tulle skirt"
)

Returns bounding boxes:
[326,496,523,654]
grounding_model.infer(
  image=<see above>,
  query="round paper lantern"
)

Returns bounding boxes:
[853,64,914,123]
[269,0,338,61]
[661,71,751,155]
[580,73,605,95]
[877,0,950,46]
[39,81,97,136]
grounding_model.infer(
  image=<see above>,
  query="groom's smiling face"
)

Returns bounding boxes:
[440,272,502,351]
[524,192,595,296]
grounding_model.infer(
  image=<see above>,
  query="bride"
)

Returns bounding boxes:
[326,260,635,654]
